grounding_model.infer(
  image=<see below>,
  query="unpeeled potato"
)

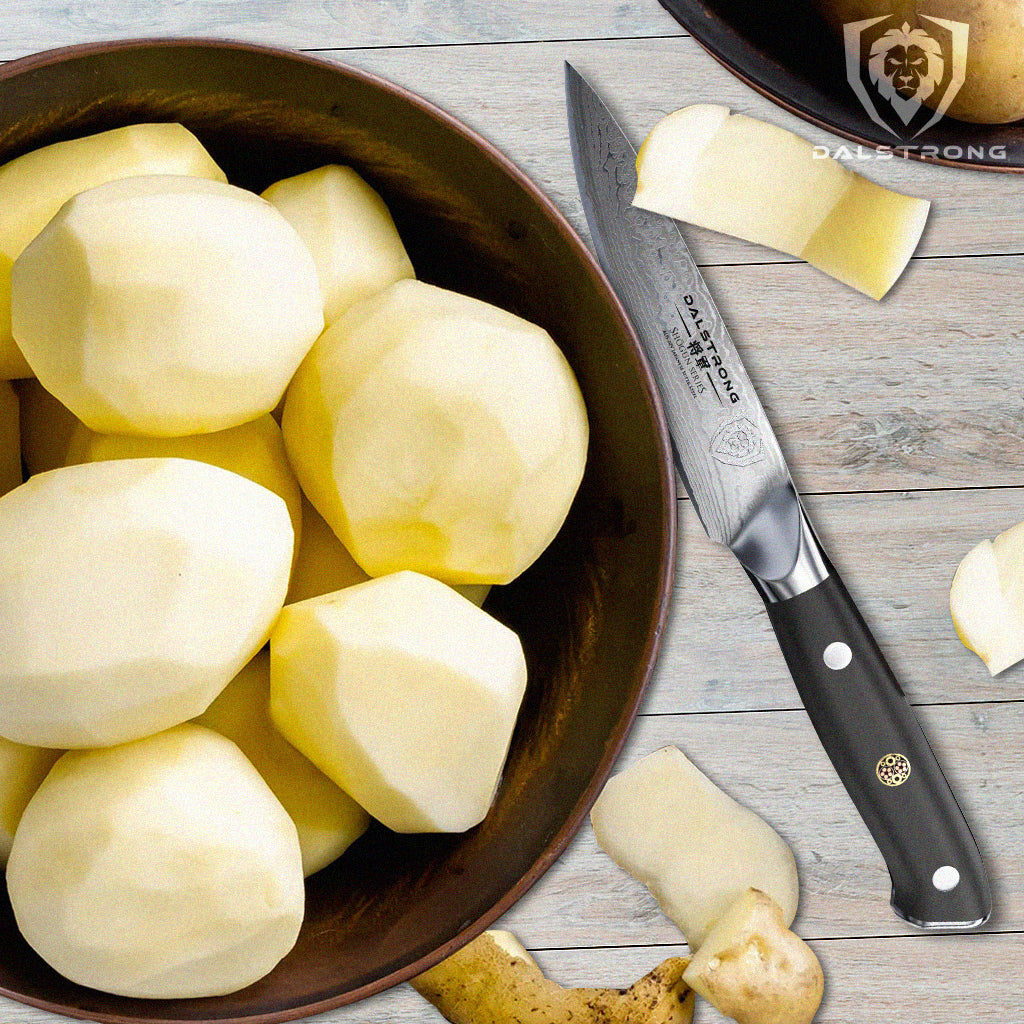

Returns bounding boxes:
[819,0,1024,123]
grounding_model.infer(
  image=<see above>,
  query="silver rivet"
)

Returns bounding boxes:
[932,866,960,892]
[823,641,852,670]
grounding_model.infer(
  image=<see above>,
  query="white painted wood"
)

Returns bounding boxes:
[2,7,1021,1024]
[7,931,1020,1024]
[329,36,1024,263]
[503,704,1023,945]
[0,2,685,61]
[4,703,1017,1022]
[652,489,1024,714]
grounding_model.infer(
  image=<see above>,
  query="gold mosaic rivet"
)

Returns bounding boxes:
[876,753,912,786]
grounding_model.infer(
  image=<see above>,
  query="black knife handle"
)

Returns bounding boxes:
[763,569,991,929]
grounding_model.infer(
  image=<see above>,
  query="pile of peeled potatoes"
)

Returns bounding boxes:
[0,122,588,999]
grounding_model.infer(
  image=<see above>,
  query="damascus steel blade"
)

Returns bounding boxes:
[566,63,792,551]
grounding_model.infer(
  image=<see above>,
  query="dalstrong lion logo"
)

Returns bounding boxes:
[844,14,967,138]
[868,23,944,123]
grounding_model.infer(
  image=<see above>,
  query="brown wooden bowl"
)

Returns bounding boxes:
[660,0,1024,171]
[0,38,675,1024]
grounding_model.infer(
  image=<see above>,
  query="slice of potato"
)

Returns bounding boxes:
[6,724,304,999]
[633,106,929,300]
[270,571,527,832]
[12,175,323,436]
[590,746,799,948]
[65,413,303,562]
[263,164,415,324]
[0,123,226,379]
[951,522,1024,674]
[0,458,293,748]
[195,650,369,877]
[0,380,20,495]
[13,378,81,475]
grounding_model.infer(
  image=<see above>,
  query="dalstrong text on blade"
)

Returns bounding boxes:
[681,293,740,405]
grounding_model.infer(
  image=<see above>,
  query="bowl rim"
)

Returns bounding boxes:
[0,36,678,1024]
[660,0,1024,173]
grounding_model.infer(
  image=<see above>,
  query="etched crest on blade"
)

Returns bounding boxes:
[711,418,763,467]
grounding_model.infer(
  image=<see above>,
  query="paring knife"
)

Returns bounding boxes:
[566,63,991,930]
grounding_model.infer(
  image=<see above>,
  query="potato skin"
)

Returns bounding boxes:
[819,0,1024,124]
[411,932,695,1024]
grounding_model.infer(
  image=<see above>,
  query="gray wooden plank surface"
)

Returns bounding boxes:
[3,8,1023,1024]
[329,36,1024,262]
[5,932,1020,1024]
[500,703,1023,945]
[0,2,685,61]
[652,489,1024,715]
[2,700,1017,1023]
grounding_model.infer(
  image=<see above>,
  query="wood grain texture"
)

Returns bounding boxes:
[330,36,1024,262]
[653,488,1024,713]
[1,702,1017,1023]
[0,2,685,61]
[2,8,1022,1024]
[496,704,1024,944]
[6,931,1019,1024]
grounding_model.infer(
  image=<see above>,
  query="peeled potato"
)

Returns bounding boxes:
[286,495,371,605]
[12,174,323,436]
[634,105,929,300]
[591,746,800,948]
[283,279,588,585]
[951,521,1024,674]
[6,724,304,999]
[0,380,20,495]
[286,496,491,607]
[263,164,415,324]
[0,736,61,865]
[65,413,303,560]
[270,571,527,832]
[13,378,81,475]
[455,583,491,607]
[0,122,226,380]
[196,651,369,876]
[0,458,293,748]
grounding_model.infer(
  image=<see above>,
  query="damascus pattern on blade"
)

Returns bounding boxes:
[566,65,790,548]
